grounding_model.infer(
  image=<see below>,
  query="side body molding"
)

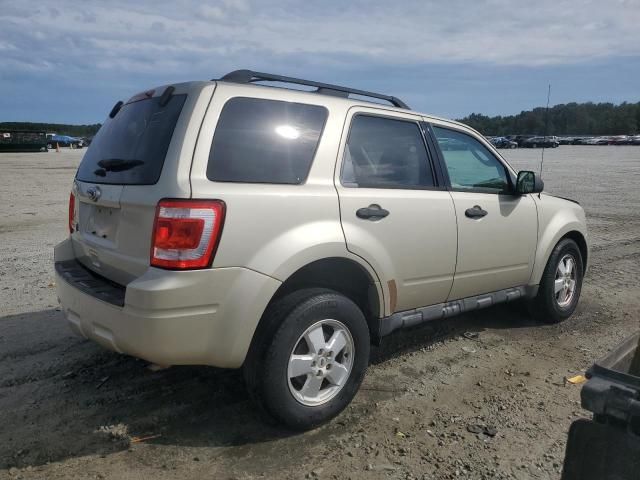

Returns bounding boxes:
[378,285,533,337]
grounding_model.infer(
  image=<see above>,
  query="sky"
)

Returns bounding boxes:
[1,0,639,124]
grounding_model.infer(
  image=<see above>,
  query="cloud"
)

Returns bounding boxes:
[1,0,638,81]
[1,0,638,122]
[200,5,225,20]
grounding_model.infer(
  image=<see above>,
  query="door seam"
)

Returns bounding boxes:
[445,190,459,302]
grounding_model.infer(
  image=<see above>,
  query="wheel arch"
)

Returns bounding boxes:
[531,226,588,285]
[272,257,381,318]
[244,257,384,367]
[563,230,588,271]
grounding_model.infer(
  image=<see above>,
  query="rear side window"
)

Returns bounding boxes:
[207,98,327,184]
[76,94,187,185]
[341,115,434,188]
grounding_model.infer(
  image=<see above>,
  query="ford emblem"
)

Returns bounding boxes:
[87,186,101,202]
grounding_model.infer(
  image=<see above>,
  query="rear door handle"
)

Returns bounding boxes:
[356,204,390,220]
[465,205,488,219]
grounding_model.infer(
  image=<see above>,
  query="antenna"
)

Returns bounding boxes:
[539,83,552,183]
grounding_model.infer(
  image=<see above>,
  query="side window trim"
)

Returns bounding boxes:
[421,122,449,188]
[340,112,445,191]
[426,122,515,194]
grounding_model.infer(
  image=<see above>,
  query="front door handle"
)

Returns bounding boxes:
[465,205,488,219]
[356,204,390,220]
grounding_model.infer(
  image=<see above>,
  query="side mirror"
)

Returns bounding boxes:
[516,170,544,194]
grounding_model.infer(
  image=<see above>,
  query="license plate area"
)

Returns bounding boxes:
[80,203,121,242]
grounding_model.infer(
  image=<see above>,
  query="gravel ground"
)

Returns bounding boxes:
[1,146,639,480]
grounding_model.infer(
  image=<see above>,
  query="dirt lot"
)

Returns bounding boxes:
[1,146,639,480]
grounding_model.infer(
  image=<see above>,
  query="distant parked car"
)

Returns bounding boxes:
[510,135,536,147]
[522,136,559,148]
[584,137,609,145]
[609,135,630,145]
[47,135,84,149]
[490,136,518,149]
[437,137,469,151]
[629,135,640,145]
[0,130,48,152]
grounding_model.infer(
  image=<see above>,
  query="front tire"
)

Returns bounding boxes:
[244,289,370,430]
[530,238,583,323]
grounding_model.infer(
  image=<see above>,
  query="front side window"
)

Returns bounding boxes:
[207,98,327,184]
[341,115,434,188]
[432,126,510,193]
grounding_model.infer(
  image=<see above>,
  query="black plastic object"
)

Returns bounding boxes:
[356,205,390,220]
[108,100,124,119]
[561,332,640,480]
[55,260,125,307]
[465,205,488,218]
[159,86,175,107]
[217,69,410,110]
[562,419,640,479]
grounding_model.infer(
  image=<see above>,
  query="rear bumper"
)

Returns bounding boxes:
[54,238,281,368]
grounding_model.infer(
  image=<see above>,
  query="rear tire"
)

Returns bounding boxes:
[244,288,370,430]
[530,238,583,323]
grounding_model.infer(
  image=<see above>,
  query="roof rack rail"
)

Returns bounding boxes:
[215,69,410,110]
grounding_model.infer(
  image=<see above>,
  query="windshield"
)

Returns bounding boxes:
[76,94,186,185]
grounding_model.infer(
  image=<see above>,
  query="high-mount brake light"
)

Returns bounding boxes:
[150,199,225,270]
[68,191,76,234]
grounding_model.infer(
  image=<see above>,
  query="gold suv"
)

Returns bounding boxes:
[55,70,588,430]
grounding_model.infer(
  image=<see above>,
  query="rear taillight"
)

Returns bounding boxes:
[68,191,76,234]
[150,199,225,270]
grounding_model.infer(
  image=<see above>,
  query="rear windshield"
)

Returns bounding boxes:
[207,97,327,184]
[76,94,187,185]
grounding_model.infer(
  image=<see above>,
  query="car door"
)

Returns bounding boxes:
[429,124,538,300]
[335,108,458,314]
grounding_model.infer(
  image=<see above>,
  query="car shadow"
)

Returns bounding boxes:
[0,301,558,469]
[371,301,540,365]
[0,308,296,469]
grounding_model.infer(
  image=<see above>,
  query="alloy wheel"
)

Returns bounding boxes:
[554,254,577,308]
[287,319,355,407]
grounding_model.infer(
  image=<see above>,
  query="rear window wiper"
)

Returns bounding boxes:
[94,158,144,176]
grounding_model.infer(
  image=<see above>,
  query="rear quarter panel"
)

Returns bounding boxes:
[188,83,384,312]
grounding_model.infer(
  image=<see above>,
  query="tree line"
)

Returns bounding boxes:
[457,101,640,136]
[0,122,101,137]
[3,101,640,138]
